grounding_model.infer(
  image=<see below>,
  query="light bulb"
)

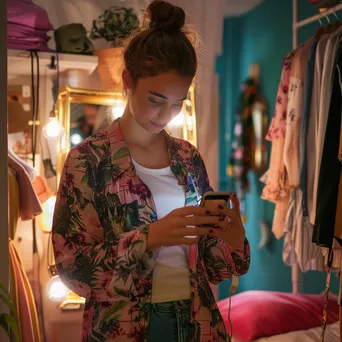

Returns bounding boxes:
[168,111,185,127]
[47,275,69,302]
[70,133,82,146]
[43,118,64,140]
[112,100,126,119]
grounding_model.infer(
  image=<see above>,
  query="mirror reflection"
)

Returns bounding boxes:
[69,103,114,147]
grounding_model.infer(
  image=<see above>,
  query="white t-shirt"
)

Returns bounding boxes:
[132,159,191,303]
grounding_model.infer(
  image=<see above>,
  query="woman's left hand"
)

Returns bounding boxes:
[209,193,245,251]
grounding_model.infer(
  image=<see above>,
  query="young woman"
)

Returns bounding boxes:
[52,1,250,341]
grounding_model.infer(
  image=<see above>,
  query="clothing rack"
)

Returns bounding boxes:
[291,0,342,295]
[292,1,342,341]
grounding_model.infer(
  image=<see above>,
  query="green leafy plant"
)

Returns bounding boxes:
[90,7,139,47]
[0,280,19,341]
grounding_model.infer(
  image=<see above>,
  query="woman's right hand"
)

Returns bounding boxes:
[146,206,221,250]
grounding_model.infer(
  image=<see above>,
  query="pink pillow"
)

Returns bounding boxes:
[217,290,339,341]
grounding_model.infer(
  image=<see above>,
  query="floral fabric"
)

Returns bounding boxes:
[261,49,300,239]
[262,51,295,203]
[265,51,296,142]
[52,119,250,342]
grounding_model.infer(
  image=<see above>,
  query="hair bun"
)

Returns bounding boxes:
[148,0,185,32]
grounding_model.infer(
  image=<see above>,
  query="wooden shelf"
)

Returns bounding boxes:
[8,49,98,77]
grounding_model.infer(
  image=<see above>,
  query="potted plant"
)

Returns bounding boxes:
[90,7,139,90]
[0,280,19,341]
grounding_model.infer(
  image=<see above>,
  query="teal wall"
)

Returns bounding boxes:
[218,0,340,299]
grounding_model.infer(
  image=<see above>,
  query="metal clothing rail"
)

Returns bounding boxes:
[293,1,342,48]
[296,3,342,28]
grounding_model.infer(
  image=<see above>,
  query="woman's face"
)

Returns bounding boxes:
[125,71,192,134]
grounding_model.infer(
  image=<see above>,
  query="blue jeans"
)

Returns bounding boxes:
[148,299,191,342]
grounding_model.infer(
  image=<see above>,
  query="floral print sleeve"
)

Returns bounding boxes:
[52,147,151,302]
[192,148,251,284]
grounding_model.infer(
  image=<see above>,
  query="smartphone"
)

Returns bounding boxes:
[200,191,231,211]
[185,192,232,237]
[198,191,232,229]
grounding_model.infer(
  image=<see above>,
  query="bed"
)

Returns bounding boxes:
[218,290,340,342]
[232,321,339,342]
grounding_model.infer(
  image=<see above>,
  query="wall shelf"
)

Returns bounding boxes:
[7,49,98,78]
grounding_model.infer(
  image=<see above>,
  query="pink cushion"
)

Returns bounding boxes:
[217,290,339,341]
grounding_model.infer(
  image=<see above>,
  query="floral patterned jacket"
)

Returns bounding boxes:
[52,119,250,342]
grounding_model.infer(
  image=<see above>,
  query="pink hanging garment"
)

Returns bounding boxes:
[8,148,36,182]
[8,154,42,220]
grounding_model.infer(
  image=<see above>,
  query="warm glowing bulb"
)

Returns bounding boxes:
[43,118,64,139]
[71,133,82,145]
[112,100,126,119]
[47,276,69,302]
[169,111,185,127]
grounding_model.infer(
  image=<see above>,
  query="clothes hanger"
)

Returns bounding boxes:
[323,14,335,34]
[315,18,325,39]
[331,10,342,32]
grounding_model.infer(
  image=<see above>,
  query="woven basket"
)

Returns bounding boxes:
[95,47,124,91]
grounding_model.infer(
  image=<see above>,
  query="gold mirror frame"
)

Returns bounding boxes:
[56,84,197,182]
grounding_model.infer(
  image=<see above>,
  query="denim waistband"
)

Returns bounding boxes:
[150,299,191,314]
